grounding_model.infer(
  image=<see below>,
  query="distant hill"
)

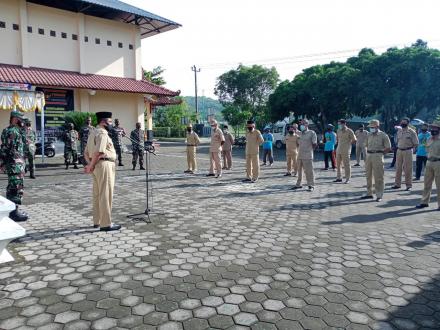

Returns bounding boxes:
[183,96,224,122]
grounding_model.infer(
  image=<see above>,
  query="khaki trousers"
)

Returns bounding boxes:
[246,154,260,180]
[209,151,222,175]
[186,146,197,171]
[420,161,440,206]
[287,152,298,174]
[395,149,413,187]
[92,161,115,227]
[356,144,367,164]
[222,150,232,169]
[365,153,385,198]
[336,153,351,180]
[296,159,315,187]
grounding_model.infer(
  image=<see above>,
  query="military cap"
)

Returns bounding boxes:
[368,119,380,127]
[96,111,112,121]
[10,111,25,120]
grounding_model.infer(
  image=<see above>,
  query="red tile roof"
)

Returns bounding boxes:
[0,64,179,96]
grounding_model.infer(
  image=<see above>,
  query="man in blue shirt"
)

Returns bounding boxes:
[323,124,337,170]
[262,128,274,166]
[415,123,431,180]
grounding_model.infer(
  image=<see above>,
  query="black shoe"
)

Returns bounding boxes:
[132,166,136,170]
[414,177,419,181]
[118,163,124,166]
[406,187,412,191]
[93,225,99,229]
[360,195,374,200]
[284,173,291,176]
[30,174,36,179]
[73,165,79,169]
[416,204,429,209]
[206,173,216,177]
[100,224,121,231]
[140,166,145,170]
[184,170,191,173]
[9,209,28,222]
[242,178,252,182]
[333,179,343,183]
[322,168,329,171]
[65,164,69,170]
[308,186,314,192]
[376,197,382,202]
[353,164,361,167]
[290,186,302,190]
[391,185,401,190]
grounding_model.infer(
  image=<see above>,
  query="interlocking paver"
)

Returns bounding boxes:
[2,144,440,329]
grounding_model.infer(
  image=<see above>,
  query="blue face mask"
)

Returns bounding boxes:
[369,128,377,133]
[338,124,344,130]
[300,125,306,131]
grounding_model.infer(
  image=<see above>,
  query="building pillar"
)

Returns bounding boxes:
[77,13,86,74]
[133,28,142,80]
[144,99,153,140]
[79,89,90,113]
[19,0,29,67]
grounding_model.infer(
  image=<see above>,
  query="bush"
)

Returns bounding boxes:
[64,112,97,131]
[153,127,186,138]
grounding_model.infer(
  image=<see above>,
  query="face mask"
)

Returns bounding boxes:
[431,130,439,136]
[105,123,114,132]
[288,131,294,135]
[338,124,343,130]
[300,125,306,132]
[187,128,192,133]
[369,128,377,133]
[359,128,363,132]
[247,127,253,132]
[421,128,428,132]
[401,123,408,128]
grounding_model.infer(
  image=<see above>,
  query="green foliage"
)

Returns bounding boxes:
[143,66,166,86]
[64,112,96,130]
[268,40,440,133]
[215,64,279,127]
[153,98,196,128]
[183,96,224,122]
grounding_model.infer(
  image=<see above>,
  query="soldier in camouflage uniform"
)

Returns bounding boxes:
[23,119,37,179]
[111,119,126,166]
[0,111,29,222]
[63,123,79,169]
[79,117,94,166]
[130,122,145,170]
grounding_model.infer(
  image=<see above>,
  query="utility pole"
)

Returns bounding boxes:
[191,65,201,123]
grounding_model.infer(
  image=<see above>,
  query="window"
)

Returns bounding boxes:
[129,44,133,50]
[12,24,19,31]
[84,36,89,42]
[0,21,6,29]
[72,34,78,41]
[118,42,123,48]
[38,28,44,35]
[27,26,32,33]
[95,38,100,44]
[107,40,112,46]
[50,30,56,37]
[61,32,67,39]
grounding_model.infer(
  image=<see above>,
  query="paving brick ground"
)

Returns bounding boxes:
[1,142,440,330]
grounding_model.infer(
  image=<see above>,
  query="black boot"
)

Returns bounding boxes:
[73,164,79,169]
[132,165,136,170]
[140,166,145,170]
[9,206,28,222]
[118,162,124,166]
[65,162,69,170]
[30,171,36,179]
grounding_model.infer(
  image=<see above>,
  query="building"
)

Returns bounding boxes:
[0,0,181,139]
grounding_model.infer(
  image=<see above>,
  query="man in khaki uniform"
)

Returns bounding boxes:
[84,111,121,232]
[243,120,264,183]
[185,124,200,174]
[292,119,317,191]
[354,124,368,167]
[334,119,356,184]
[207,120,225,178]
[416,121,440,210]
[222,125,234,170]
[284,124,299,176]
[392,117,419,191]
[360,120,391,202]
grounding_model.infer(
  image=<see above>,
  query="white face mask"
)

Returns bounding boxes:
[369,128,377,133]
[300,125,306,131]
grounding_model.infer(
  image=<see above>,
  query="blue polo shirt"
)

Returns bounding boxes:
[324,131,337,151]
[417,131,431,156]
[262,133,273,150]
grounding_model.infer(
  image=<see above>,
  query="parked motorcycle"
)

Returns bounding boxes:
[234,136,246,147]
[35,140,56,158]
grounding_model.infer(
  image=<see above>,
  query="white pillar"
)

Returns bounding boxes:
[19,0,29,67]
[137,95,145,129]
[79,89,90,113]
[134,28,142,80]
[77,13,86,74]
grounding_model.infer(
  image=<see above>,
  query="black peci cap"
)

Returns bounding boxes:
[96,112,112,121]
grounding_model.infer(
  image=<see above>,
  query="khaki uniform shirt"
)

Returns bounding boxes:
[366,130,391,152]
[397,128,418,149]
[427,138,440,159]
[298,129,317,160]
[86,127,116,161]
[210,128,225,152]
[246,130,264,155]
[186,132,200,146]
[355,129,368,147]
[285,133,299,155]
[337,128,356,154]
[223,132,234,151]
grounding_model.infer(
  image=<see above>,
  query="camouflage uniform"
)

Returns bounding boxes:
[130,128,145,169]
[63,127,79,168]
[80,125,94,157]
[111,125,126,166]
[1,124,25,205]
[24,125,36,178]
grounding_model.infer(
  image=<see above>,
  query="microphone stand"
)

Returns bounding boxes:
[123,134,156,223]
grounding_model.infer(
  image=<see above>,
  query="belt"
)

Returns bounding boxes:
[428,157,440,162]
[187,144,196,147]
[367,150,384,154]
[398,147,413,151]
[99,158,114,162]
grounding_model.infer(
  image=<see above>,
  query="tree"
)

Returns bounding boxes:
[143,66,166,86]
[221,105,251,138]
[214,64,279,127]
[153,98,196,128]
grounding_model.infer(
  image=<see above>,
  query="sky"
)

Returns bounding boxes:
[126,0,440,98]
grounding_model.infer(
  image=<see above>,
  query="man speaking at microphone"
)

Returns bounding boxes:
[84,111,121,232]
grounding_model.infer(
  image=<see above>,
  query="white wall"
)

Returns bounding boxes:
[0,0,21,66]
